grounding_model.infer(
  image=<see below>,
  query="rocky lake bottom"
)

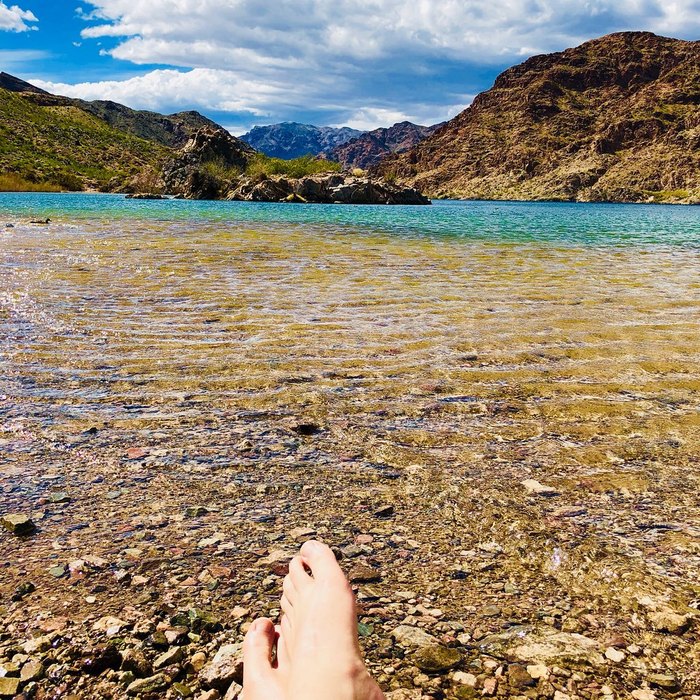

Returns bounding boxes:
[0,196,699,699]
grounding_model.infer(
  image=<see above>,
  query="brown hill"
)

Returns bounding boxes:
[330,121,439,170]
[379,32,700,203]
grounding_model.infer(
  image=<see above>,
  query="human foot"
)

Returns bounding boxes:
[243,540,385,700]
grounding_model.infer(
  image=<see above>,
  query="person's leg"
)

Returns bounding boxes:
[243,540,385,700]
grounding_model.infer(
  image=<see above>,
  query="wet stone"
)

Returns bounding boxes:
[11,581,36,601]
[154,646,184,670]
[1,514,36,536]
[0,678,20,697]
[20,660,44,682]
[648,611,693,634]
[391,625,439,648]
[82,644,122,676]
[374,504,395,518]
[348,564,381,583]
[172,682,194,698]
[126,673,169,695]
[521,479,559,497]
[414,645,462,673]
[121,649,153,678]
[48,492,70,504]
[508,663,536,688]
[648,674,679,691]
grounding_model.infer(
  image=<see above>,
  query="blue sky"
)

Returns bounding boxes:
[1,1,699,133]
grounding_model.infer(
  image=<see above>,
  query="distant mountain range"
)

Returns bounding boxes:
[380,32,700,203]
[239,120,439,169]
[240,122,361,159]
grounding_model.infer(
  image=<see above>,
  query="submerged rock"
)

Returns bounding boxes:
[414,645,462,673]
[479,625,604,667]
[1,513,37,536]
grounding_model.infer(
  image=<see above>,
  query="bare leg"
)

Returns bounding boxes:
[243,540,385,700]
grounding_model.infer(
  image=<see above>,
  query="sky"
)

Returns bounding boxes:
[0,1,699,134]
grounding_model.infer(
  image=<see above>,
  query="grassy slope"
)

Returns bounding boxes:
[0,88,170,190]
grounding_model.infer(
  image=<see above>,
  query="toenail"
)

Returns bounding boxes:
[304,539,321,551]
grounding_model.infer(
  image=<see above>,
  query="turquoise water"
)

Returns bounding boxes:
[1,192,699,245]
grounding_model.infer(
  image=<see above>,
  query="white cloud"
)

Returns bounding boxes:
[32,68,284,116]
[35,0,700,130]
[0,1,37,31]
[76,0,700,64]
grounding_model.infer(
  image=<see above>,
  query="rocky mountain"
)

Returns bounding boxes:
[0,73,237,190]
[240,122,361,159]
[380,32,700,203]
[330,121,439,170]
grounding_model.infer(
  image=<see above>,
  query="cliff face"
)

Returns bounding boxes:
[240,122,361,159]
[380,32,700,203]
[330,121,439,170]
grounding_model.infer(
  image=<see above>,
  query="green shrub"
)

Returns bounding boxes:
[0,172,62,192]
[246,154,341,179]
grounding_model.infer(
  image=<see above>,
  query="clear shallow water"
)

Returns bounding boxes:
[1,192,700,245]
[2,191,700,593]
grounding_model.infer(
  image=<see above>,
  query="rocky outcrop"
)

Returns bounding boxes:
[160,128,256,199]
[240,122,361,159]
[330,121,440,170]
[380,32,700,203]
[227,174,430,204]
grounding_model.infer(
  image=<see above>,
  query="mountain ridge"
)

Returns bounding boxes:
[240,122,361,159]
[329,121,441,170]
[378,31,700,203]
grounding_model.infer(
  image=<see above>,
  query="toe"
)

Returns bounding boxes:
[288,555,311,589]
[243,618,275,685]
[275,622,291,671]
[300,540,345,582]
[281,592,293,617]
[283,571,299,605]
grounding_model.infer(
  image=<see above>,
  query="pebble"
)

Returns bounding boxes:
[0,678,20,697]
[605,647,625,663]
[348,564,382,583]
[526,664,549,679]
[154,647,184,670]
[648,611,693,634]
[200,643,243,691]
[126,673,169,695]
[648,673,679,691]
[453,671,478,686]
[20,660,44,682]
[1,514,36,536]
[521,479,560,497]
[414,645,462,673]
[508,663,536,688]
[391,625,439,648]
